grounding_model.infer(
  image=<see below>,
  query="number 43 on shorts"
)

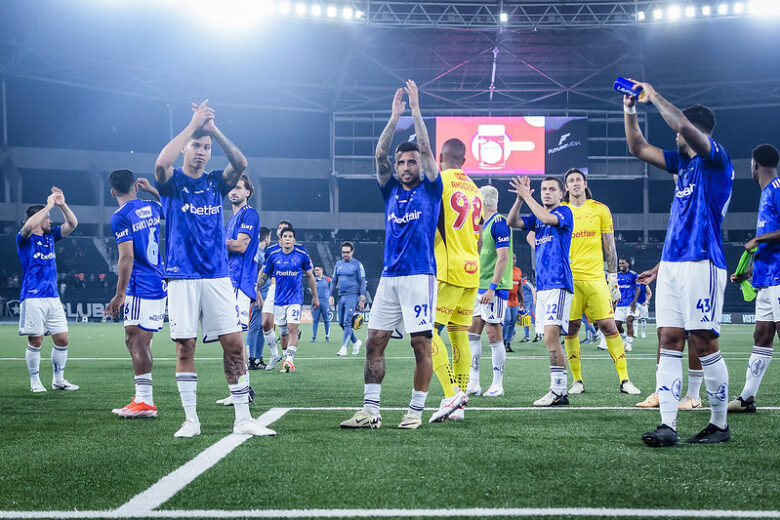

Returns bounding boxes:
[696,298,712,314]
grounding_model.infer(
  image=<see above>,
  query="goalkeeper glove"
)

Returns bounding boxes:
[607,273,620,303]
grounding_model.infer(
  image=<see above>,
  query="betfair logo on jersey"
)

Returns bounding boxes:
[276,270,299,276]
[572,230,597,239]
[135,207,153,219]
[181,203,221,216]
[464,261,478,274]
[33,252,56,260]
[387,210,422,225]
[675,183,696,198]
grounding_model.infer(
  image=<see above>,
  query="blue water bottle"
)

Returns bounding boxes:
[613,77,643,98]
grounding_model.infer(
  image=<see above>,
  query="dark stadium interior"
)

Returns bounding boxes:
[1,1,779,316]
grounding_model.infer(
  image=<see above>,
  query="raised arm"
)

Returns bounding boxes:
[375,89,406,187]
[404,79,438,182]
[51,187,78,237]
[506,194,526,229]
[106,241,133,318]
[631,79,711,160]
[509,176,558,226]
[20,195,55,239]
[623,94,667,170]
[136,178,160,201]
[155,100,214,185]
[203,120,247,189]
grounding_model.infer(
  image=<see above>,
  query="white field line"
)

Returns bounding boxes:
[1,506,780,519]
[112,407,289,515]
[0,355,756,361]
[289,406,780,411]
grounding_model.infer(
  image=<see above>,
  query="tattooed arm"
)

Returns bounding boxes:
[205,122,248,189]
[404,79,439,182]
[376,88,406,187]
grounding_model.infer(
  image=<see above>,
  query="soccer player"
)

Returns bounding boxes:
[508,176,573,406]
[728,143,780,414]
[260,219,293,371]
[215,174,260,406]
[561,168,640,395]
[624,80,733,446]
[330,241,366,355]
[256,227,319,373]
[520,274,539,342]
[636,284,653,339]
[340,80,441,430]
[18,187,79,393]
[427,137,480,423]
[312,266,332,343]
[106,170,165,417]
[154,100,273,437]
[247,226,271,370]
[614,257,640,352]
[503,254,525,352]
[467,185,513,398]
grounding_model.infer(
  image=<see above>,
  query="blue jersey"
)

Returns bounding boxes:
[315,276,332,303]
[330,259,367,297]
[226,205,260,300]
[753,177,780,288]
[662,138,734,269]
[155,168,231,279]
[522,205,574,292]
[637,284,648,305]
[254,246,271,299]
[262,245,313,306]
[16,227,62,301]
[617,270,638,307]
[110,199,166,299]
[380,176,443,277]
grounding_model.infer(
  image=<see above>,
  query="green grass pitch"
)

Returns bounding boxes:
[0,322,778,517]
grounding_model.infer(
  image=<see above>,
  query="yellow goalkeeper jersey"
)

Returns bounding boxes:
[435,168,481,288]
[564,199,614,281]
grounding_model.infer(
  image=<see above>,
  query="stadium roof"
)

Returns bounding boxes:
[2,1,780,115]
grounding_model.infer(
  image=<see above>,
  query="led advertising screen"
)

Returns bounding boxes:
[389,116,587,176]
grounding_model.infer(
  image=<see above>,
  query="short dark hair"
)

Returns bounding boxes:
[619,256,631,264]
[25,204,46,220]
[752,144,780,168]
[190,128,211,141]
[258,226,271,241]
[279,226,295,238]
[277,220,292,229]
[395,141,420,156]
[441,138,466,162]
[341,241,354,252]
[682,105,716,134]
[109,169,136,195]
[541,176,565,192]
[237,174,254,198]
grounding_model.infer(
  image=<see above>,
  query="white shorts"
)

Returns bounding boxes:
[167,278,242,343]
[637,302,649,319]
[473,290,508,324]
[755,285,780,323]
[535,289,573,336]
[274,304,302,326]
[656,260,726,335]
[369,274,437,334]
[262,284,276,314]
[614,305,637,323]
[124,295,166,331]
[235,288,252,330]
[18,297,68,337]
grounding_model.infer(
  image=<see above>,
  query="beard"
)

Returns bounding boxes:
[677,143,688,156]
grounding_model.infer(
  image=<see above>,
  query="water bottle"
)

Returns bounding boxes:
[613,77,643,98]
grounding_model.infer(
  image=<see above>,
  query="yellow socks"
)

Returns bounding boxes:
[564,335,583,382]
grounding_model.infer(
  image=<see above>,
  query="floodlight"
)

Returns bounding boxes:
[278,1,290,13]
[500,12,508,22]
[637,10,646,20]
[702,5,712,15]
[326,5,337,17]
[717,3,728,14]
[295,3,306,15]
[653,8,663,19]
[668,4,681,19]
[311,4,322,15]
[355,9,364,19]
[733,2,744,13]
[685,6,696,17]
[343,6,353,18]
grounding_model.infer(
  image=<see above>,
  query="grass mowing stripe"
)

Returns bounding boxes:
[287,406,780,411]
[113,408,289,515]
[0,355,756,361]
[2,507,780,518]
